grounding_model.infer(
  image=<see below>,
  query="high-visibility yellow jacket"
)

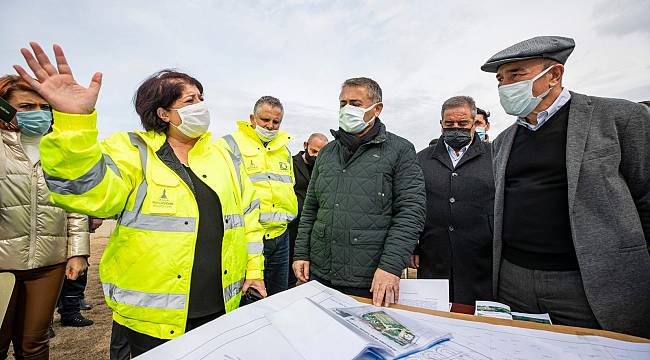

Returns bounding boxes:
[40,111,264,339]
[217,121,298,239]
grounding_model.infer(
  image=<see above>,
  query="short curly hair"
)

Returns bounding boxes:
[133,69,203,133]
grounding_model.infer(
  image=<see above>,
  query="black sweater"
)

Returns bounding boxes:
[502,100,579,271]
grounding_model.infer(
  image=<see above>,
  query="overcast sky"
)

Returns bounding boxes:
[2,0,649,152]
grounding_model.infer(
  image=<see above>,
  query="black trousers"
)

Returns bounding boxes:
[110,321,130,360]
[57,272,87,318]
[118,312,225,357]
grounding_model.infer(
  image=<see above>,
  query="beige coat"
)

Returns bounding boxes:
[0,130,89,270]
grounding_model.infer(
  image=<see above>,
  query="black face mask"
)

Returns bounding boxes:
[304,149,316,167]
[442,127,472,151]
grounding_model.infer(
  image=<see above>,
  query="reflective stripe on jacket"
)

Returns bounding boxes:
[40,111,264,339]
[0,129,89,270]
[217,121,298,239]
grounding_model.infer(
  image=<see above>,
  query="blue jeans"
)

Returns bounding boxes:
[263,230,290,296]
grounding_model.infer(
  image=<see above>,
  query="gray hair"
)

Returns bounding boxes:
[341,77,382,103]
[253,96,284,115]
[307,133,328,144]
[441,96,477,119]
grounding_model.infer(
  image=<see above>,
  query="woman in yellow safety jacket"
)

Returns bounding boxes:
[14,42,267,357]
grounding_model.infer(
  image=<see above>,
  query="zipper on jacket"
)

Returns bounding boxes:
[27,161,38,268]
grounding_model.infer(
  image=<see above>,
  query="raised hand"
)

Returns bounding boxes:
[13,42,102,114]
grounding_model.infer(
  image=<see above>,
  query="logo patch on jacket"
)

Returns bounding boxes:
[279,162,288,171]
[151,189,176,212]
[247,160,258,172]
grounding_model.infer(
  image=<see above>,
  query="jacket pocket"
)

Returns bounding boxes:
[311,220,325,239]
[145,171,181,215]
[583,144,618,162]
[375,172,393,212]
[349,228,386,279]
[618,244,646,254]
[310,220,327,255]
[309,220,330,273]
[350,228,387,246]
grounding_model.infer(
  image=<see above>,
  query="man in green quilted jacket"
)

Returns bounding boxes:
[293,77,426,307]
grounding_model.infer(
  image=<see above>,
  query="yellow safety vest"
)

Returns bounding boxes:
[218,121,298,239]
[40,111,264,339]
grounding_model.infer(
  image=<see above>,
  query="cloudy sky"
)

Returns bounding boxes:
[2,0,649,152]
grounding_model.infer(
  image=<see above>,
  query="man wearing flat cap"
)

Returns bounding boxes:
[484,36,650,338]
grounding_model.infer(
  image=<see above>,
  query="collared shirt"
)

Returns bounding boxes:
[445,142,470,168]
[517,88,571,131]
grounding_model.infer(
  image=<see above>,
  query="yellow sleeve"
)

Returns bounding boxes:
[40,110,138,218]
[241,163,264,280]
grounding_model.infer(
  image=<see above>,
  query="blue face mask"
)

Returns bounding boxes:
[475,127,487,141]
[16,110,52,137]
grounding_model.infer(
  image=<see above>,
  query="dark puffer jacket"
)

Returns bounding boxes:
[294,122,426,288]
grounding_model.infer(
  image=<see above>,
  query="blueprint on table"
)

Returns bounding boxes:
[402,310,650,360]
[136,281,650,360]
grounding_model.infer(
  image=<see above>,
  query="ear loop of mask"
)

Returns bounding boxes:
[533,65,557,100]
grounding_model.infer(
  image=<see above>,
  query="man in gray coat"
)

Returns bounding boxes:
[483,36,650,338]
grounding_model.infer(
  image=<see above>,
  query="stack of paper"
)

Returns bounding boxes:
[475,300,552,324]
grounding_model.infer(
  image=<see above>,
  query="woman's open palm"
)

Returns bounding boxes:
[14,42,102,114]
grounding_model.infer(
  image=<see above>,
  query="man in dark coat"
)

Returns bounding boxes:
[484,36,650,337]
[293,77,426,307]
[414,96,494,305]
[287,133,328,287]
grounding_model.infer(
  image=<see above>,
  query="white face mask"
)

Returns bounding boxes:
[255,123,279,142]
[172,101,210,138]
[498,65,555,117]
[338,103,379,134]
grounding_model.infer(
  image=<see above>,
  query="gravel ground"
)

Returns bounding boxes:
[48,222,115,360]
[31,220,416,359]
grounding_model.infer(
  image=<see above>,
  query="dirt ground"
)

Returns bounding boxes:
[48,222,115,360]
[6,223,114,359]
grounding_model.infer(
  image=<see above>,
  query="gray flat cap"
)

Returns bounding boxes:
[481,36,575,72]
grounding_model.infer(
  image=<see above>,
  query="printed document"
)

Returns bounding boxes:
[398,279,449,312]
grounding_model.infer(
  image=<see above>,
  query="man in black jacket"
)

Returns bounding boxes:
[287,133,328,287]
[293,77,426,307]
[413,96,494,305]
